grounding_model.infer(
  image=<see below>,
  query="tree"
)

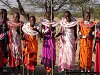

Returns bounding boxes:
[21,0,96,19]
[0,0,99,19]
[0,0,29,20]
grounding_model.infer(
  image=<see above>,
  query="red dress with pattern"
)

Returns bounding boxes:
[94,30,100,73]
[8,20,23,67]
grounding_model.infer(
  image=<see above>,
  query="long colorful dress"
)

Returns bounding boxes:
[79,20,95,70]
[94,23,100,73]
[41,19,57,68]
[58,18,77,72]
[8,20,23,67]
[0,18,9,67]
[0,19,5,68]
[22,22,39,70]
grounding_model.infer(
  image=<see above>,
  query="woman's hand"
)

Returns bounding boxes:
[33,28,39,32]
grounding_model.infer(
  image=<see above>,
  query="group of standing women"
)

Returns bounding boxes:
[0,8,100,75]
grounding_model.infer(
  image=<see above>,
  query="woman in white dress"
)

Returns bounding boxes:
[56,11,77,73]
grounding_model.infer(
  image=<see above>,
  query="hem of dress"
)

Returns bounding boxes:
[58,63,74,72]
[41,57,55,68]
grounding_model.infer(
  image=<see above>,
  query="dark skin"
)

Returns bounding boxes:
[1,9,9,31]
[1,9,7,21]
[82,12,94,37]
[0,9,9,58]
[22,16,39,42]
[56,12,77,39]
[79,12,95,72]
[11,12,22,74]
[83,12,90,21]
[29,17,35,25]
[45,11,54,21]
[42,11,56,38]
[45,11,55,29]
[12,13,22,35]
[13,13,20,23]
[64,12,71,23]
[56,11,77,73]
[93,22,100,54]
[12,12,24,37]
[28,16,43,39]
[29,16,40,33]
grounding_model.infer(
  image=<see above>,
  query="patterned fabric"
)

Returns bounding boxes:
[41,20,56,68]
[22,22,39,70]
[8,20,23,67]
[94,29,100,72]
[0,33,4,40]
[79,20,95,70]
[58,19,77,72]
[0,19,9,66]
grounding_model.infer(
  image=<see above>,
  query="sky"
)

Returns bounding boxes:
[0,0,100,12]
[0,0,40,12]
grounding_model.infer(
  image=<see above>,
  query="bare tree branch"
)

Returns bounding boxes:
[0,0,13,9]
[54,1,68,11]
[16,0,29,20]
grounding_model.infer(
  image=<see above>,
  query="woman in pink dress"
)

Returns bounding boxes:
[94,22,100,74]
[41,11,57,74]
[56,11,77,73]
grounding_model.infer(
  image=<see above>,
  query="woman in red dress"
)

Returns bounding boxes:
[94,22,100,74]
[0,9,9,74]
[8,12,23,75]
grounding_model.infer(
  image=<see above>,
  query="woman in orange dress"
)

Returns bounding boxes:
[79,11,95,72]
[22,16,40,75]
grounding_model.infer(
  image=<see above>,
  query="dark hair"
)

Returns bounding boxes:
[29,15,36,23]
[0,9,8,22]
[1,9,7,18]
[13,11,20,19]
[45,11,54,20]
[64,11,72,17]
[83,11,91,18]
[0,9,7,19]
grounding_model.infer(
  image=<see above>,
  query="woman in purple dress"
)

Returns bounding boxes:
[41,11,57,73]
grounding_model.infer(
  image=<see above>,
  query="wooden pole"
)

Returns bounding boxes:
[20,24,24,75]
[50,0,54,75]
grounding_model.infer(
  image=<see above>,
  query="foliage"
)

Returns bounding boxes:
[0,0,99,19]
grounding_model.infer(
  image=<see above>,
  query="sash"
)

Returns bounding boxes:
[0,33,4,40]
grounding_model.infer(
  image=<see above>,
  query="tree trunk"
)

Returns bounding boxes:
[16,0,29,20]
